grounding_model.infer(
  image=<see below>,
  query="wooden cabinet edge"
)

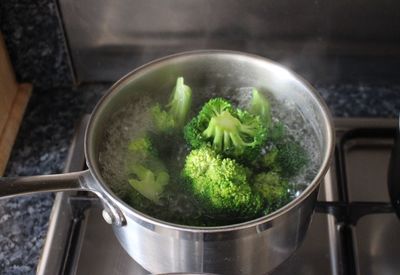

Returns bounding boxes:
[0,84,32,175]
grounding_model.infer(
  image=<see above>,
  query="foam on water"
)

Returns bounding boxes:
[234,87,322,195]
[98,97,154,198]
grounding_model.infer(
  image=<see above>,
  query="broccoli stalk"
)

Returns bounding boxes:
[202,110,253,152]
[126,136,169,204]
[167,77,192,127]
[249,88,272,127]
[184,98,267,160]
[183,146,263,217]
[151,77,192,133]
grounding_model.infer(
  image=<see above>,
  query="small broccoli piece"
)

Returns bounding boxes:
[126,136,169,204]
[249,89,290,146]
[150,104,175,133]
[128,136,155,158]
[167,76,192,127]
[253,172,291,212]
[184,98,267,160]
[249,88,272,127]
[262,141,308,178]
[183,117,204,149]
[128,164,169,204]
[150,77,192,133]
[183,147,263,217]
[268,122,285,143]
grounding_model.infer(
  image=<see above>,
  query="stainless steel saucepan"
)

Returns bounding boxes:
[0,51,335,275]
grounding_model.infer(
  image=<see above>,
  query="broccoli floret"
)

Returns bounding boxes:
[128,136,156,158]
[183,147,263,217]
[249,89,290,145]
[253,171,291,213]
[182,117,203,149]
[268,122,285,143]
[128,164,169,204]
[249,88,272,127]
[126,136,169,204]
[151,77,192,133]
[184,98,267,160]
[262,141,308,178]
[150,104,175,133]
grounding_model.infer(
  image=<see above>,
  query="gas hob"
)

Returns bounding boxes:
[36,117,400,275]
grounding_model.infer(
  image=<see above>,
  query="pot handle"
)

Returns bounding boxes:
[0,170,87,198]
[0,170,126,226]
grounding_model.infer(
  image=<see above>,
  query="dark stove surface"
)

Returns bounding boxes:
[36,117,400,275]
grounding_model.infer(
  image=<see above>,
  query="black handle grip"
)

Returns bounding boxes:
[388,116,400,219]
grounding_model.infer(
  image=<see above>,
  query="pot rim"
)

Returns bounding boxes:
[84,49,336,233]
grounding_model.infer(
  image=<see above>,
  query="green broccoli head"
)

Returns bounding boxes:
[262,140,308,178]
[184,98,267,160]
[253,171,291,213]
[183,146,263,218]
[249,88,272,127]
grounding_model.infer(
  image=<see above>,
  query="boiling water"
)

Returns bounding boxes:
[98,86,321,226]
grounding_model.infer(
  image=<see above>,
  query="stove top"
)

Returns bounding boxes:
[36,117,400,275]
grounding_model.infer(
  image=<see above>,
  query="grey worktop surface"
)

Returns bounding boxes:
[1,82,400,274]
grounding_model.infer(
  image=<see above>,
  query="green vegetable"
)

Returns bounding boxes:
[268,121,285,143]
[253,171,291,212]
[128,136,155,158]
[249,88,272,127]
[183,146,263,217]
[122,83,309,226]
[261,141,308,178]
[150,104,175,134]
[184,98,267,160]
[249,88,292,145]
[151,77,192,133]
[126,136,169,204]
[128,164,169,204]
[167,77,192,127]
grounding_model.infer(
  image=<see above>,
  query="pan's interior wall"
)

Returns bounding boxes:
[90,53,330,198]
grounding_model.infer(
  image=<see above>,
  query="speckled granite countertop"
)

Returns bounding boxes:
[0,84,107,274]
[1,82,400,274]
